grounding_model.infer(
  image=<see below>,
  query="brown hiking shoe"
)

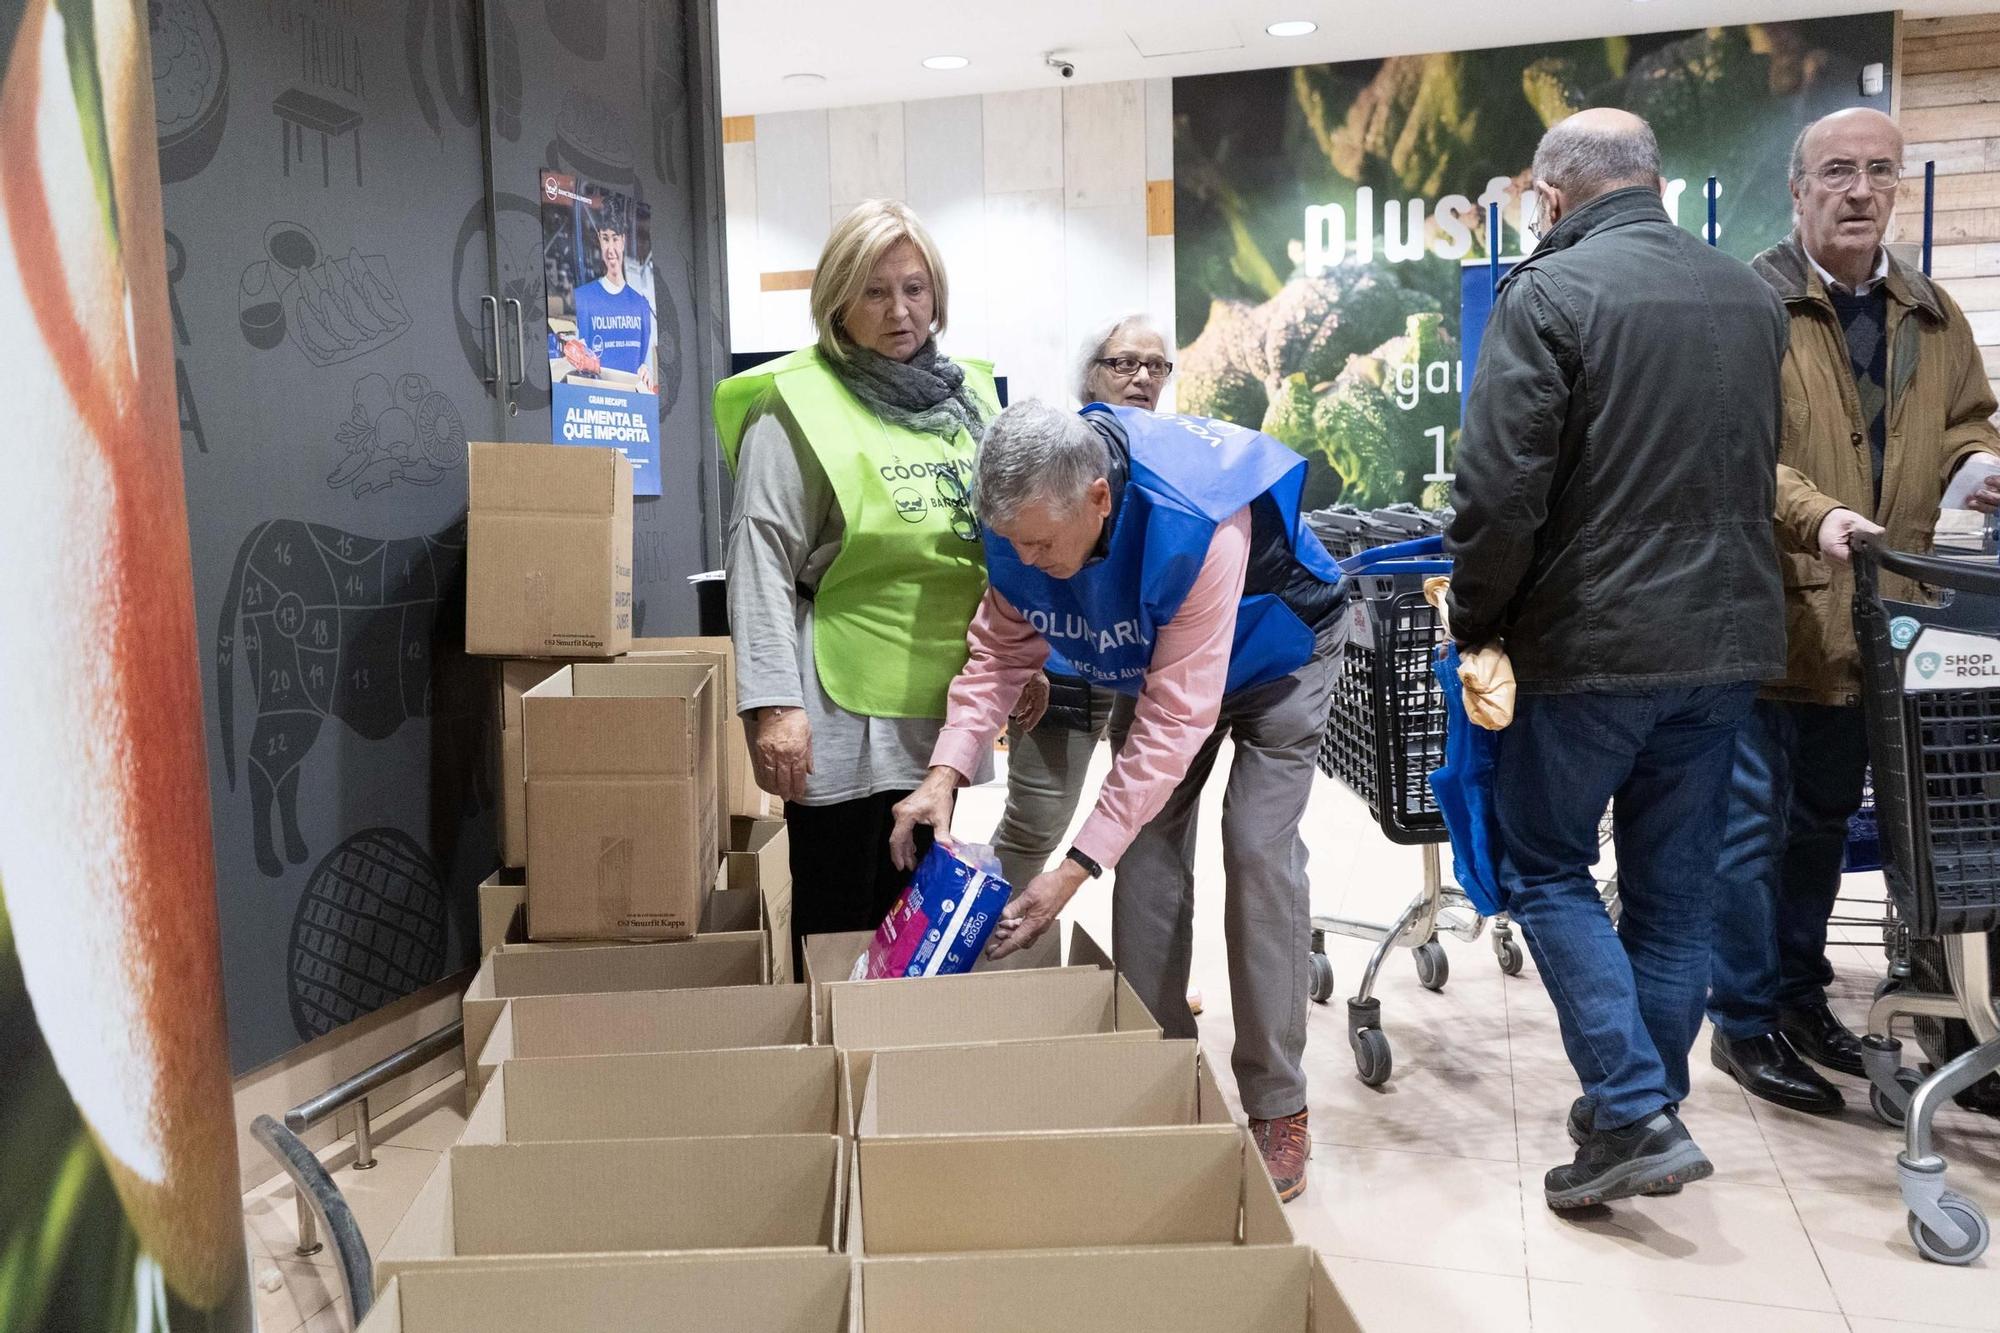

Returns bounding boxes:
[1250,1110,1311,1202]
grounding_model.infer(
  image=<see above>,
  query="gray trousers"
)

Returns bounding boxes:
[992,688,1128,891]
[1110,648,1339,1120]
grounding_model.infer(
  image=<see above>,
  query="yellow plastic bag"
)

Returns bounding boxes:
[1423,576,1516,732]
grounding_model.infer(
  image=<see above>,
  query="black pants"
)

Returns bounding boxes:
[783,790,934,977]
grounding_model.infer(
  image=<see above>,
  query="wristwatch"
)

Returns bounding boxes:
[1065,846,1103,879]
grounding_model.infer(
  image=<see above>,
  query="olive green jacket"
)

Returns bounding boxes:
[1754,235,2000,705]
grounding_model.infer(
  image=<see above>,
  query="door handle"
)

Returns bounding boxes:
[504,297,527,393]
[479,294,499,387]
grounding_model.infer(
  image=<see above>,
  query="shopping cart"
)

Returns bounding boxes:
[1847,532,2000,1266]
[1309,530,1522,1087]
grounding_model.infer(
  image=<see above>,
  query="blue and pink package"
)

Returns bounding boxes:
[854,840,1014,980]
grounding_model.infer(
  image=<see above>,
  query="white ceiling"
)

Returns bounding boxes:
[717,0,1970,116]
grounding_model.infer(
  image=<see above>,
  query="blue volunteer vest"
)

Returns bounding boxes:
[985,405,1343,697]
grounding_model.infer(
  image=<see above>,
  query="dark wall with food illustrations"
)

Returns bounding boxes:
[156,0,728,1073]
[1173,15,1896,512]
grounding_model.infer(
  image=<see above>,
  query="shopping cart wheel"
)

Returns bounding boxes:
[1909,1192,1990,1266]
[1495,939,1524,977]
[1308,951,1335,1005]
[1414,940,1448,992]
[1353,1028,1392,1087]
[1873,976,1903,1004]
[1869,1069,1926,1129]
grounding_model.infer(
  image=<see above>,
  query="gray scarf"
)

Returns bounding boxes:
[829,338,990,442]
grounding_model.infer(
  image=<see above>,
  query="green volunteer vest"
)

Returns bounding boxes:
[715,346,998,719]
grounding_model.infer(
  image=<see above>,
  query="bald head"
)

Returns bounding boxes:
[1532,108,1662,207]
[1790,106,1904,287]
[1791,107,1903,185]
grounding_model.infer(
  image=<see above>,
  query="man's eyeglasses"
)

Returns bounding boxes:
[1096,356,1174,380]
[1810,160,1902,193]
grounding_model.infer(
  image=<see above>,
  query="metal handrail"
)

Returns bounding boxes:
[272,1018,462,1261]
[252,1114,375,1323]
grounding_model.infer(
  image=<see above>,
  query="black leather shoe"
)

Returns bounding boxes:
[1779,1003,1868,1079]
[1711,1031,1844,1114]
[1955,1073,2000,1118]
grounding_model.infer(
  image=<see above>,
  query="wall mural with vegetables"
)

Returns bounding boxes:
[1172,14,1896,511]
[0,2,253,1329]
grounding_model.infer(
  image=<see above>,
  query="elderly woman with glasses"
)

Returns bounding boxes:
[716,200,1001,970]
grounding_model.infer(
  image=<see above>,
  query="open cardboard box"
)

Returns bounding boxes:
[359,1252,854,1333]
[480,860,756,948]
[377,1135,844,1289]
[495,658,592,868]
[461,934,764,1083]
[859,1244,1359,1333]
[803,920,1098,1044]
[854,1038,1231,1138]
[522,662,720,941]
[466,441,632,659]
[464,1046,843,1144]
[471,984,811,1095]
[847,1124,1289,1258]
[727,815,794,984]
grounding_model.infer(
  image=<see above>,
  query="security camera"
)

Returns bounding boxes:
[1045,54,1075,79]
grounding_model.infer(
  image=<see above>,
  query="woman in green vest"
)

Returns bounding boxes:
[717,200,1024,967]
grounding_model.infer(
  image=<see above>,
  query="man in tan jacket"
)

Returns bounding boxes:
[1708,107,2000,1114]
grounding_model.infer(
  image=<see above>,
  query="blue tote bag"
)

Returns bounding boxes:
[1427,643,1507,916]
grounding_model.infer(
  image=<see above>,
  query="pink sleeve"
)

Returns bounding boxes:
[1072,508,1251,869]
[929,587,1052,782]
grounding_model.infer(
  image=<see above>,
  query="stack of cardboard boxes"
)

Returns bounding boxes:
[367,442,1359,1330]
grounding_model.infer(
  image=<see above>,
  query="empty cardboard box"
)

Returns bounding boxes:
[472,984,812,1093]
[497,657,592,867]
[463,1046,842,1144]
[479,859,766,953]
[358,1252,854,1333]
[859,1245,1358,1333]
[477,868,528,955]
[802,918,1083,1043]
[522,662,720,941]
[728,816,794,984]
[467,441,632,658]
[461,934,764,1082]
[630,634,776,821]
[376,1135,844,1286]
[624,644,732,853]
[848,1124,1289,1257]
[854,1038,1231,1137]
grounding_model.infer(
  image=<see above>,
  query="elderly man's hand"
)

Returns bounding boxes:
[987,858,1088,960]
[1011,672,1050,731]
[749,707,812,802]
[1970,472,2000,516]
[889,768,959,871]
[1818,507,1885,564]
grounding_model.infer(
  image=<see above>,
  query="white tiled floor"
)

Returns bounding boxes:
[249,741,2000,1331]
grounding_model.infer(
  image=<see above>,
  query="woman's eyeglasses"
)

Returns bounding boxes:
[934,467,980,543]
[1096,356,1174,380]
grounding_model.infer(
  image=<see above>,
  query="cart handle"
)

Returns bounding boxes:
[1852,530,2000,596]
[1338,533,1445,573]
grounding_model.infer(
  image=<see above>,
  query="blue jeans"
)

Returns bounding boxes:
[1498,684,1758,1130]
[1707,701,1869,1039]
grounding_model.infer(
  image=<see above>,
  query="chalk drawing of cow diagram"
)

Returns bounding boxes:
[216,517,466,876]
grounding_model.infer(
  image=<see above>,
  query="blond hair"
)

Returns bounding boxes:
[811,200,951,363]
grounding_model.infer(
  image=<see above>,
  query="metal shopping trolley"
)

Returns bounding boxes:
[1309,529,1522,1087]
[1847,533,2000,1265]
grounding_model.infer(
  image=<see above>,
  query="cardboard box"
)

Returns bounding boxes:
[376,1135,844,1285]
[359,1253,854,1333]
[727,816,793,985]
[630,635,776,820]
[854,1038,1231,1137]
[472,985,812,1093]
[461,935,764,1081]
[467,441,632,658]
[801,918,1084,1043]
[477,868,528,955]
[828,963,1162,1098]
[497,658,594,867]
[463,1046,843,1144]
[522,662,720,941]
[847,1124,1290,1256]
[859,1245,1358,1333]
[623,645,732,853]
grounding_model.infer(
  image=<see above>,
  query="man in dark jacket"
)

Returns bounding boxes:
[1446,108,1788,1210]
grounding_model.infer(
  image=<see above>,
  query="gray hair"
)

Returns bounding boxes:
[1531,115,1661,205]
[972,400,1108,526]
[1072,313,1166,405]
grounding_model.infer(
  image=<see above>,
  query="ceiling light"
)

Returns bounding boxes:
[782,72,826,85]
[1266,20,1317,37]
[923,54,969,70]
